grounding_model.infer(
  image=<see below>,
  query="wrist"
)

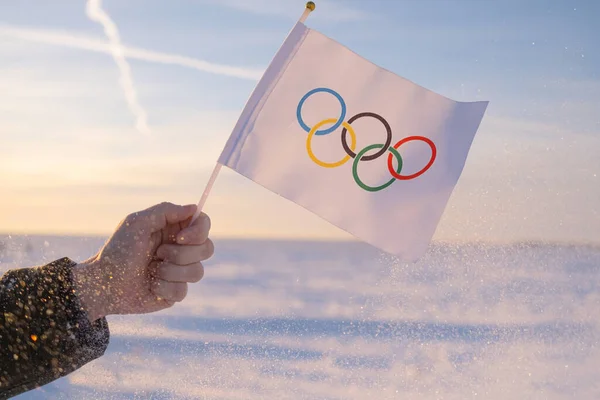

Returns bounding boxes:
[72,257,109,322]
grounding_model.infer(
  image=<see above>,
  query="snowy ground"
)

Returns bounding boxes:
[1,235,599,399]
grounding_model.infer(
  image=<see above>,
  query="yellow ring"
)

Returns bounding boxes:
[306,118,356,168]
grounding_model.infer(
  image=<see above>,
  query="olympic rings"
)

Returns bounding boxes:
[342,112,392,161]
[296,87,437,192]
[353,144,403,192]
[297,88,346,136]
[387,136,437,180]
[307,119,356,168]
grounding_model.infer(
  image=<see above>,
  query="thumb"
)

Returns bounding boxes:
[139,202,197,233]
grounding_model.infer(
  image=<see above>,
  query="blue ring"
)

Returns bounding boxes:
[296,88,346,136]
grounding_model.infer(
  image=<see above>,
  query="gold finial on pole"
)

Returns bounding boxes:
[299,1,315,23]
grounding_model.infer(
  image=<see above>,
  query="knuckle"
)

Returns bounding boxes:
[160,262,177,280]
[159,201,173,209]
[156,245,167,260]
[157,263,169,280]
[154,201,175,217]
[124,212,138,225]
[159,245,181,263]
[151,279,165,297]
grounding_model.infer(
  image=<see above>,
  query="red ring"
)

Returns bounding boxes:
[387,136,437,180]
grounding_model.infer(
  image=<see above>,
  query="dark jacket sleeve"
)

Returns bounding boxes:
[0,257,109,399]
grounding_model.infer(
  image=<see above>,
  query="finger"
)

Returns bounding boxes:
[134,202,197,233]
[156,241,214,265]
[162,220,184,245]
[178,215,194,230]
[156,261,205,283]
[150,279,188,303]
[176,213,211,245]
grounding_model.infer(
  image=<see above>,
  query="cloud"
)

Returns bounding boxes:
[0,24,263,80]
[86,0,149,134]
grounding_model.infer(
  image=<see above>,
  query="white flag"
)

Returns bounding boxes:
[217,22,489,261]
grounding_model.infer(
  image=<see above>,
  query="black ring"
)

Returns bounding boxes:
[341,112,392,161]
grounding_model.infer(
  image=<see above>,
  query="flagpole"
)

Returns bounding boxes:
[190,2,316,224]
[299,1,316,23]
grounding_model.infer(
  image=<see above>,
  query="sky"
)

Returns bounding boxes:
[0,0,598,244]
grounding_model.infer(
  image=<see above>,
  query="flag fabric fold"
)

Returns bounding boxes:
[218,22,488,261]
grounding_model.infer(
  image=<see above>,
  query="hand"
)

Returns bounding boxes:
[72,202,214,322]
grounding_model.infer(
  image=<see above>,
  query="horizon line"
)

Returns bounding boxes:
[1,232,599,249]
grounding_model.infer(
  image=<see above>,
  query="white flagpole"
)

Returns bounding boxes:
[191,2,316,223]
[299,1,316,23]
[191,162,222,222]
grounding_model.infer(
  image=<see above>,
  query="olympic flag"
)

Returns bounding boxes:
[215,21,489,261]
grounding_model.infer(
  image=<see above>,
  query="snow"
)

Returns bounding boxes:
[2,236,599,399]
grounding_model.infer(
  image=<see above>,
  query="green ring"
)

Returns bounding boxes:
[352,144,403,192]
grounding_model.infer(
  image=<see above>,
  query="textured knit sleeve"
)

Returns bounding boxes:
[0,257,109,399]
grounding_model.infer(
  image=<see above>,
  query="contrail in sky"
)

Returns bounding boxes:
[0,24,263,80]
[85,0,149,134]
